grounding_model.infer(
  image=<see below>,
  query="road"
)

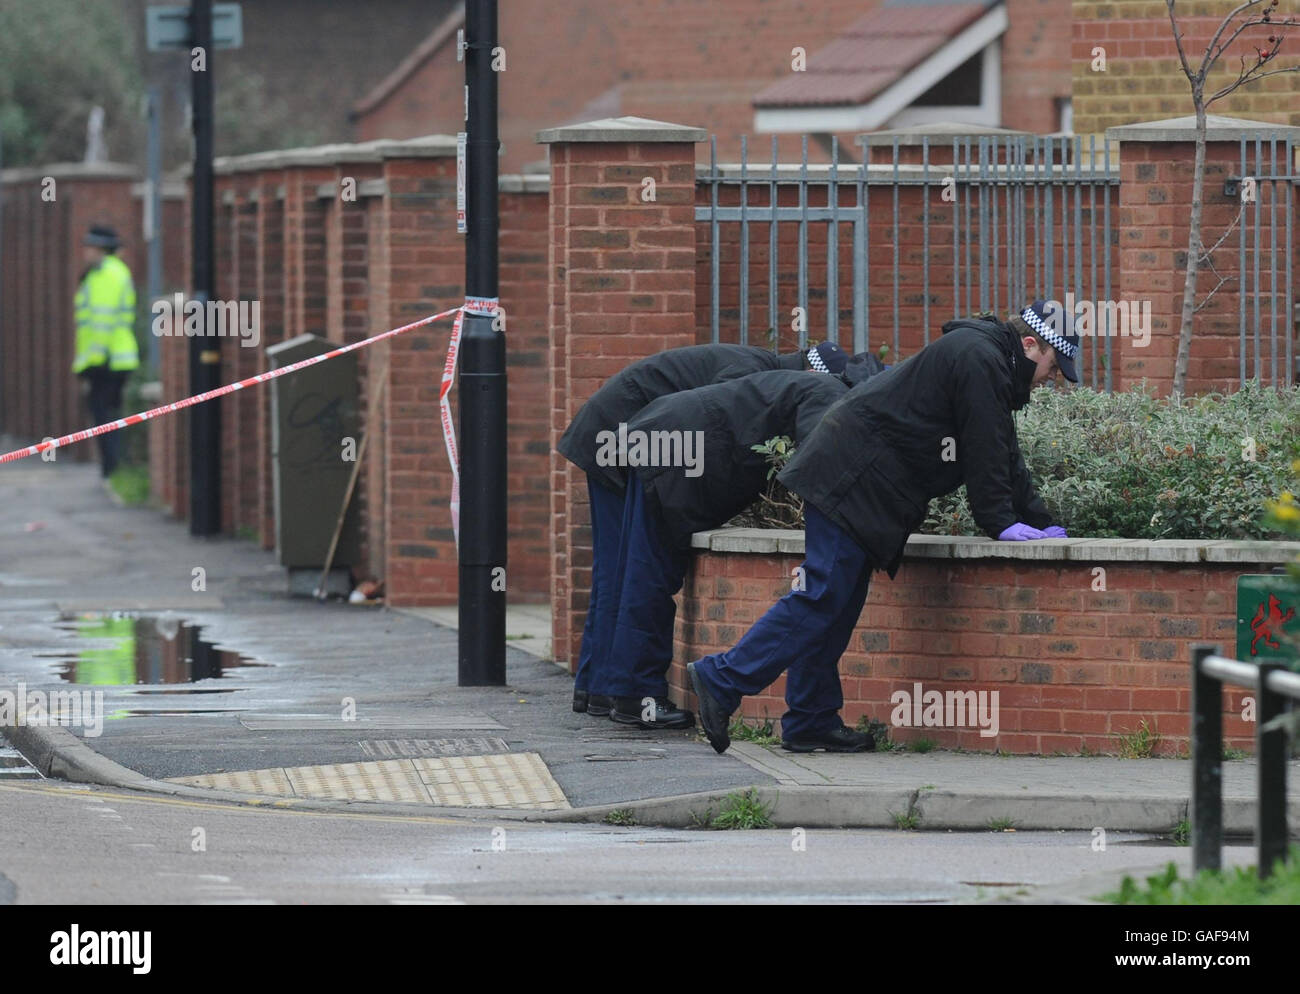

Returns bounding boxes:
[0,779,1255,905]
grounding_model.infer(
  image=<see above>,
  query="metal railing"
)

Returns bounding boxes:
[1191,644,1300,878]
[697,132,1299,393]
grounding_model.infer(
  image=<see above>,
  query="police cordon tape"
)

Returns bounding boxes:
[0,296,502,547]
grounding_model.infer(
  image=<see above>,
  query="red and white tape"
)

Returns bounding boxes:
[1,301,490,545]
[441,295,500,546]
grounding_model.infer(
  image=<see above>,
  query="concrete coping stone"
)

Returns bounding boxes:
[210,135,459,176]
[536,115,708,145]
[1106,114,1300,143]
[690,527,1300,565]
[129,180,187,200]
[498,174,549,193]
[2,161,139,183]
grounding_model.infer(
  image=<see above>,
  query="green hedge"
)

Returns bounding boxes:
[742,383,1300,540]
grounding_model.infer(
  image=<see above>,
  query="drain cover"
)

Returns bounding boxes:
[359,737,510,758]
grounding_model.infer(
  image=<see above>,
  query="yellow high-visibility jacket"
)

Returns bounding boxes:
[72,254,139,373]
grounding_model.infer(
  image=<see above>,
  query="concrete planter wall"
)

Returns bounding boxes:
[671,530,1300,756]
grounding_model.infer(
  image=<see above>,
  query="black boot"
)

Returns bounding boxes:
[687,661,731,754]
[611,696,695,730]
[781,724,874,753]
[586,694,614,718]
[573,690,589,713]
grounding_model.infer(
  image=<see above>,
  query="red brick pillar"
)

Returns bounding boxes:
[1109,116,1300,396]
[537,117,707,671]
[281,162,335,339]
[327,149,384,577]
[376,137,463,607]
[231,172,262,535]
[498,175,552,602]
[214,172,238,533]
[255,166,287,547]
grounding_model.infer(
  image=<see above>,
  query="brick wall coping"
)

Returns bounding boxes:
[130,181,186,200]
[690,527,1300,565]
[306,174,548,201]
[857,122,1033,146]
[2,162,139,183]
[1106,114,1300,143]
[209,135,459,176]
[536,115,708,145]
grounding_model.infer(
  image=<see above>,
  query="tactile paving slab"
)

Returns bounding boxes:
[169,752,569,809]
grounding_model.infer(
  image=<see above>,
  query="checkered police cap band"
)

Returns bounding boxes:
[1019,306,1080,360]
[807,347,830,373]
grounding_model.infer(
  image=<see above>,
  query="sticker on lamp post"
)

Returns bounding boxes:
[457,131,467,234]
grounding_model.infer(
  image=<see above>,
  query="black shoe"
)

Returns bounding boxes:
[586,694,614,717]
[610,696,695,730]
[781,724,875,753]
[573,690,589,713]
[687,661,731,754]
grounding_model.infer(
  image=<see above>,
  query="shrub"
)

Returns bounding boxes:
[738,383,1300,541]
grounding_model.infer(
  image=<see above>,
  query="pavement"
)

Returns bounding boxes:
[2,450,1297,842]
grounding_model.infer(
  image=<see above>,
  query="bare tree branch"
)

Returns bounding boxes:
[1167,0,1198,79]
[1206,14,1280,70]
[1201,205,1245,257]
[1201,0,1268,76]
[1209,63,1300,103]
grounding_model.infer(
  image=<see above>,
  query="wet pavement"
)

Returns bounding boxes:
[2,453,1297,835]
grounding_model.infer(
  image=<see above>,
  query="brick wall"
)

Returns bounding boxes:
[543,123,706,668]
[671,537,1290,755]
[142,140,553,605]
[1072,1,1300,136]
[0,167,141,455]
[1116,130,1299,396]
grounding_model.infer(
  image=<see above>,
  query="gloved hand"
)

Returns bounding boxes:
[998,522,1047,541]
[1042,525,1068,538]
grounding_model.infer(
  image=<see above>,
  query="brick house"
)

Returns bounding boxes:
[352,0,1073,170]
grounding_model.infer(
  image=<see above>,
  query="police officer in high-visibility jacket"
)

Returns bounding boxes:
[72,225,138,477]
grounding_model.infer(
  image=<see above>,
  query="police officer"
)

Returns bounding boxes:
[605,350,879,728]
[688,302,1078,754]
[73,225,139,478]
[558,341,852,718]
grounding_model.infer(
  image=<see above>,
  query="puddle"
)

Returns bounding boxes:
[114,709,246,717]
[130,687,239,695]
[50,613,269,685]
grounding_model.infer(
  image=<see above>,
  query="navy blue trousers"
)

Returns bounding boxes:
[604,470,689,699]
[574,476,626,696]
[691,503,872,739]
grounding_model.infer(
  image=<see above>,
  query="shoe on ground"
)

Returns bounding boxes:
[586,694,614,718]
[573,690,589,713]
[610,696,695,730]
[687,661,731,754]
[781,724,874,753]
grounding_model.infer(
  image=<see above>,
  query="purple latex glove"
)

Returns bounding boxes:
[1042,525,1068,538]
[998,522,1048,541]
